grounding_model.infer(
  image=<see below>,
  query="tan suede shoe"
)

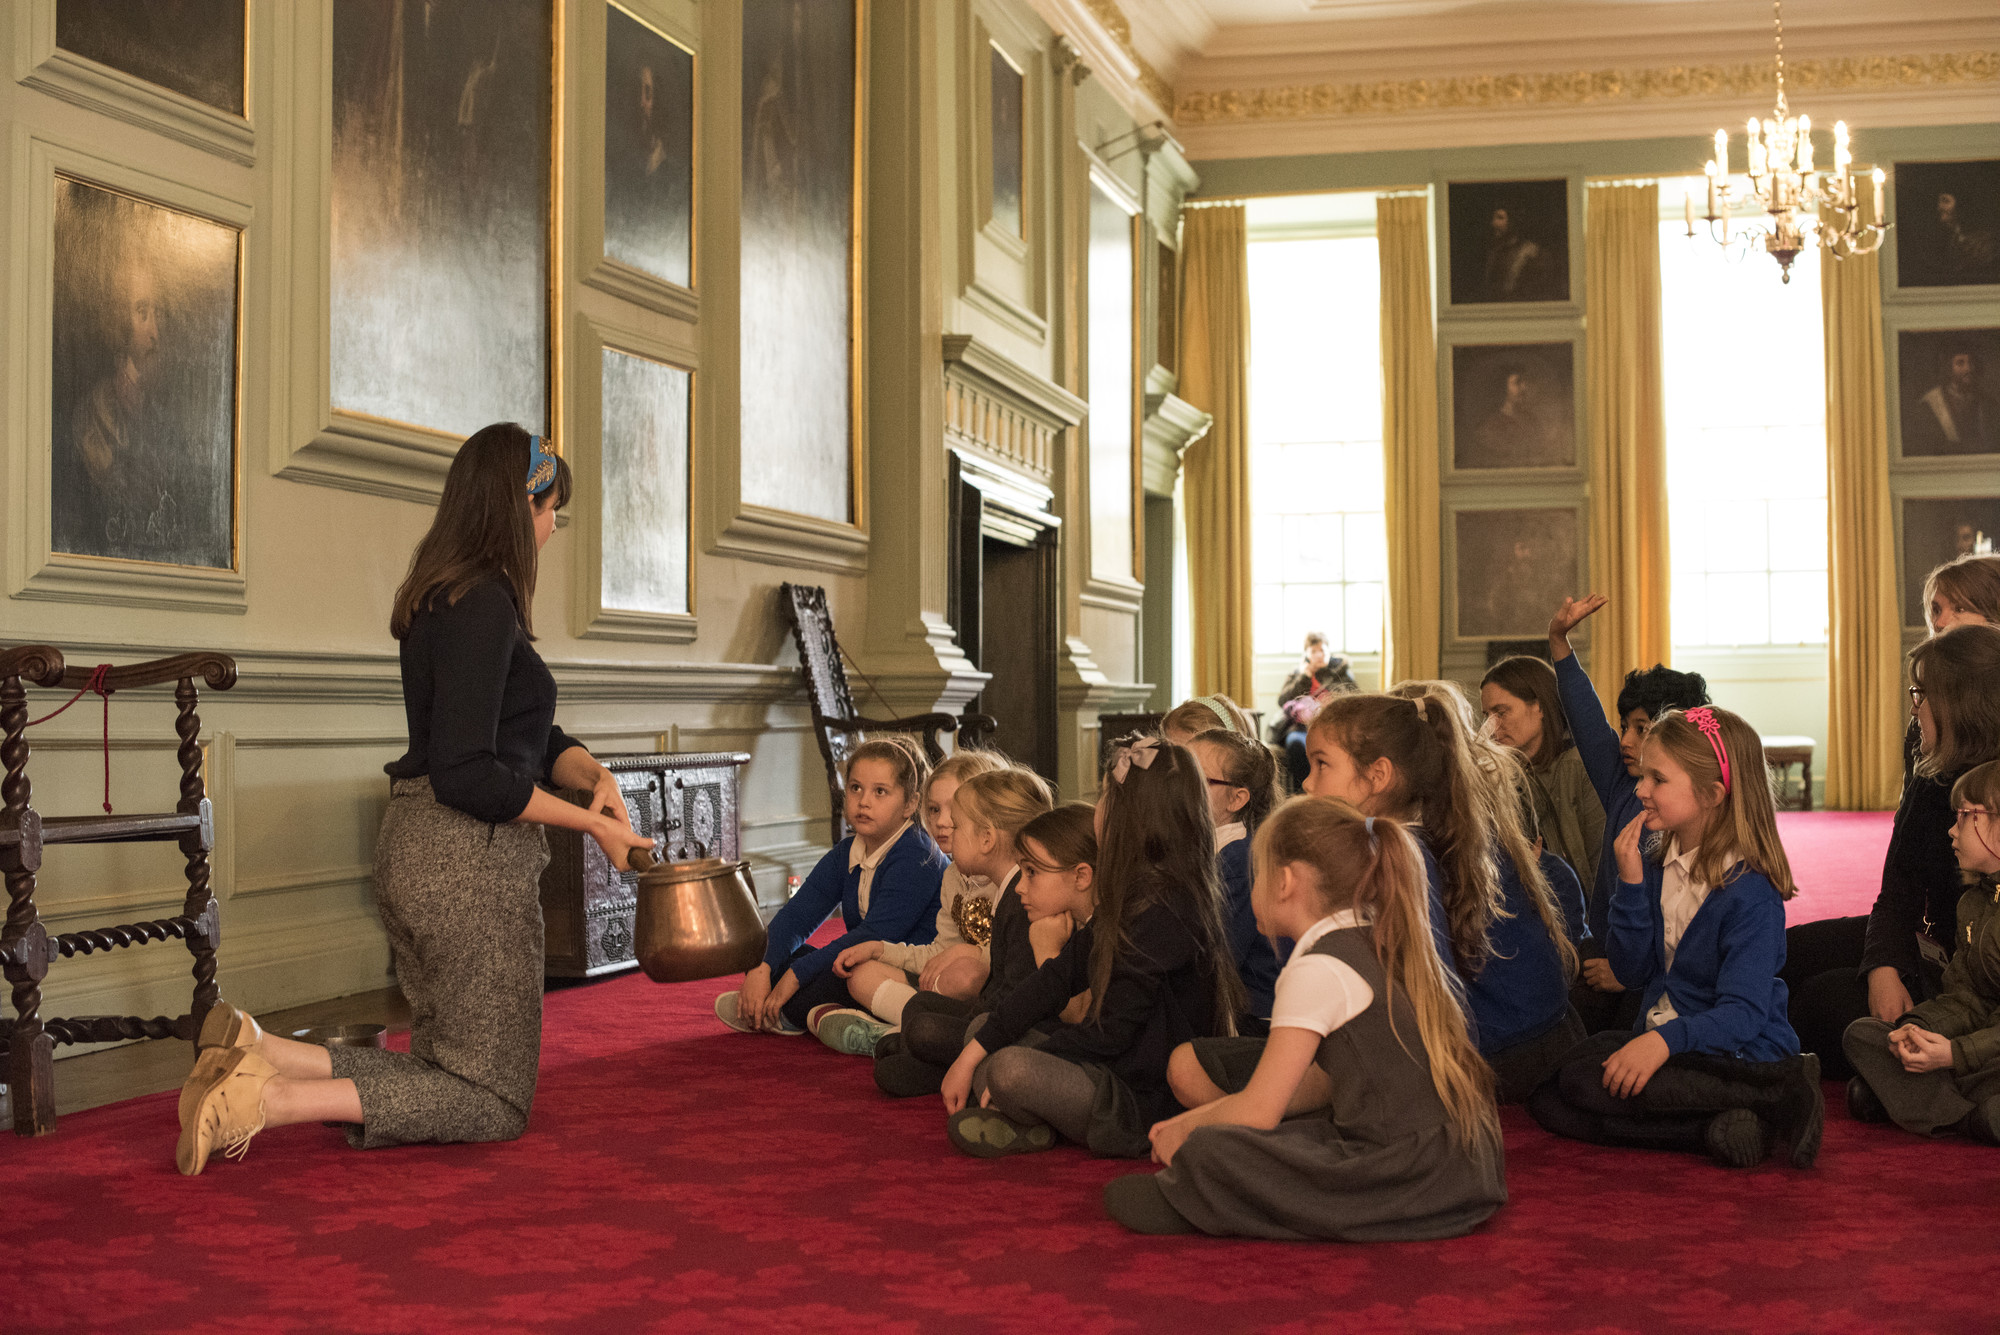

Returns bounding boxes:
[177,1048,276,1176]
[181,1005,264,1128]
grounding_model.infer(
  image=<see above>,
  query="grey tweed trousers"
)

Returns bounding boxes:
[329,777,550,1149]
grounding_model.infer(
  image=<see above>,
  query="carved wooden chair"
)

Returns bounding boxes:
[0,645,237,1136]
[778,583,996,839]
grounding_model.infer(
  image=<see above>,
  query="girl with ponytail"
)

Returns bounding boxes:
[1104,797,1506,1240]
[1288,681,1584,1103]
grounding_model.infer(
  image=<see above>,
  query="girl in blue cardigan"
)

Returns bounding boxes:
[715,738,947,1034]
[1528,705,1826,1169]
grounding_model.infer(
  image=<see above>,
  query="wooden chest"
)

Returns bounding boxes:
[539,751,751,977]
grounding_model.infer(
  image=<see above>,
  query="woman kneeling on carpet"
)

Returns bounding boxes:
[1844,760,2000,1143]
[938,735,1242,1158]
[1104,797,1506,1239]
[717,737,948,1035]
[1527,706,1825,1169]
[176,425,652,1175]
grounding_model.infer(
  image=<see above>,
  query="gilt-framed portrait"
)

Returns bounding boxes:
[1454,507,1579,640]
[329,0,552,440]
[1903,496,2000,626]
[603,3,693,290]
[51,176,240,570]
[1897,328,2000,458]
[738,0,860,525]
[600,349,691,618]
[56,0,246,115]
[1447,178,1570,306]
[1451,342,1576,470]
[1894,160,2000,290]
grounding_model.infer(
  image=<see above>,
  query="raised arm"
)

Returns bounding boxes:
[1549,596,1625,802]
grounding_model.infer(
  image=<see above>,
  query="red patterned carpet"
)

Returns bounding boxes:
[9,807,1997,1334]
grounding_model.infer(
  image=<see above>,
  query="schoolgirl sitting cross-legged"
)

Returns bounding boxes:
[1103,797,1507,1240]
[1527,705,1825,1169]
[715,737,947,1035]
[816,763,1051,1055]
[938,735,1242,1158]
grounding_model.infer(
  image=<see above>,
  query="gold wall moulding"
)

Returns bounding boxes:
[1078,0,1175,114]
[1173,51,1999,124]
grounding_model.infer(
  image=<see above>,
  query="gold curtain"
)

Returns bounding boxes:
[1583,184,1672,705]
[1377,194,1439,686]
[1822,194,1903,810]
[1177,204,1255,703]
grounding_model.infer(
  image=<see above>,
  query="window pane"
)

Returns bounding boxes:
[1769,571,1829,644]
[1253,582,1286,655]
[1345,582,1385,655]
[1284,514,1343,580]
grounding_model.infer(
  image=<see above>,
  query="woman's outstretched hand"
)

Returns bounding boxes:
[1547,594,1608,662]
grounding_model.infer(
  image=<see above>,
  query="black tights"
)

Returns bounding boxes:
[1781,916,1870,1082]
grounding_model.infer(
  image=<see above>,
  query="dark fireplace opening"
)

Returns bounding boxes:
[950,457,1059,782]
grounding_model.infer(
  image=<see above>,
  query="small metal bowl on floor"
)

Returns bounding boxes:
[291,1023,388,1049]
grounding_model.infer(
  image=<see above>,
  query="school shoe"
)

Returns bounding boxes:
[815,1009,896,1057]
[947,1107,1056,1158]
[873,1043,948,1099]
[1771,1053,1825,1170]
[1845,1076,1889,1124]
[182,1003,265,1128]
[713,991,805,1036]
[1103,1174,1197,1235]
[1702,1109,1770,1169]
[176,1048,277,1176]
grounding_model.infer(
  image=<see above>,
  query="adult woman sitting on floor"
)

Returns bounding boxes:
[1480,654,1605,900]
[176,425,651,1175]
[1786,622,2000,1086]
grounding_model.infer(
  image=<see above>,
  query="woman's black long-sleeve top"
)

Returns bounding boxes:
[384,579,583,824]
[1861,766,1972,982]
[978,895,1227,1124]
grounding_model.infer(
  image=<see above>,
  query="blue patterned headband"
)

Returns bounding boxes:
[526,434,557,496]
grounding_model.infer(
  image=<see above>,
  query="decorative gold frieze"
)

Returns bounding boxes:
[1174,51,1999,124]
[1079,0,1176,114]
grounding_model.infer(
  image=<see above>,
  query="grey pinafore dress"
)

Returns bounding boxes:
[1154,924,1508,1241]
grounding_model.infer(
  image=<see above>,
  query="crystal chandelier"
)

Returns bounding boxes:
[1687,0,1888,282]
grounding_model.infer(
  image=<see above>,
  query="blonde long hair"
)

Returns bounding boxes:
[1255,796,1501,1160]
[953,766,1054,844]
[1644,707,1796,898]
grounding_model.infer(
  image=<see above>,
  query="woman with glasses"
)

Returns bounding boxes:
[1786,623,2000,1087]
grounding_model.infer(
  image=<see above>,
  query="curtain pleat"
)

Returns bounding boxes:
[1821,196,1903,810]
[1176,205,1255,703]
[1583,184,1672,707]
[1377,194,1440,686]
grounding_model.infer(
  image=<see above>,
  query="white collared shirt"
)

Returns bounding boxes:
[849,819,911,915]
[1645,839,1712,1030]
[1214,821,1246,853]
[1269,909,1376,1036]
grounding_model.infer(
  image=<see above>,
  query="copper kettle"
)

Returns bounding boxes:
[625,844,768,984]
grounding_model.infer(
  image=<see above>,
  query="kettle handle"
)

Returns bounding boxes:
[602,805,659,874]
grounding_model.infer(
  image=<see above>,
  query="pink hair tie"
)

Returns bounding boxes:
[1685,707,1731,793]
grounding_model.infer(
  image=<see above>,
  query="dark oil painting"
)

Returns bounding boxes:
[52,177,239,569]
[604,3,693,289]
[601,349,690,617]
[1452,341,1576,470]
[56,0,245,115]
[1895,160,2000,289]
[990,44,1023,236]
[1447,178,1570,305]
[1898,328,2000,457]
[1456,508,1578,640]
[1903,497,2000,626]
[739,0,855,523]
[330,0,550,439]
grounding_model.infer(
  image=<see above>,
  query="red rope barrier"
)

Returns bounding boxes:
[24,664,114,813]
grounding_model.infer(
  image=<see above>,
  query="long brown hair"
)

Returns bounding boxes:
[1018,803,1099,875]
[391,423,571,640]
[1254,797,1501,1160]
[1643,707,1796,898]
[1480,655,1570,769]
[1911,624,2000,779]
[1092,736,1246,1029]
[1309,689,1500,975]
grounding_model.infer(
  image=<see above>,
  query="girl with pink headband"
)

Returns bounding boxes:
[1527,704,1826,1171]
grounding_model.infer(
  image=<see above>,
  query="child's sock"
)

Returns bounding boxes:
[869,978,917,1025]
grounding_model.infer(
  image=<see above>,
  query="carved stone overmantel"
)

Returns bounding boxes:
[942,333,1089,491]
